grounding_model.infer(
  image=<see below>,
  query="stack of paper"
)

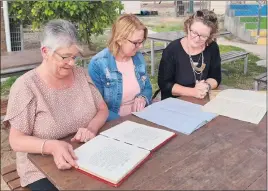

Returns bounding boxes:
[202,89,267,124]
[133,98,218,135]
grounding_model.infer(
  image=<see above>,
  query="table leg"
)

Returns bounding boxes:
[164,42,168,48]
[150,40,155,76]
[254,81,259,91]
[244,55,248,74]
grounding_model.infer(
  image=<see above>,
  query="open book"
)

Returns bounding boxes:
[74,121,176,187]
[202,89,267,124]
[133,98,218,135]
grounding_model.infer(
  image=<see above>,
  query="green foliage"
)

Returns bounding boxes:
[9,0,123,47]
[1,76,19,97]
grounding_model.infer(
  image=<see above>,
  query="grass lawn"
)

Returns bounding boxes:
[149,23,183,33]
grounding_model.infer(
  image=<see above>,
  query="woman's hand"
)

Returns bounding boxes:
[71,128,96,143]
[46,140,78,170]
[132,96,146,112]
[193,80,209,99]
[195,80,209,92]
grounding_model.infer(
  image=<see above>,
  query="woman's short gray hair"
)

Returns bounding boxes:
[40,19,83,52]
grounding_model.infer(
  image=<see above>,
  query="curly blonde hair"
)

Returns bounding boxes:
[108,14,148,57]
[184,9,219,45]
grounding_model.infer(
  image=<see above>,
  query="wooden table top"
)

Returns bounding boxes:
[28,97,267,190]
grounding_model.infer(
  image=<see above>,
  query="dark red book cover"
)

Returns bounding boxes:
[76,132,176,187]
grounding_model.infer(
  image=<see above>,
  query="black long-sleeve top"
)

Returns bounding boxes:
[158,38,221,100]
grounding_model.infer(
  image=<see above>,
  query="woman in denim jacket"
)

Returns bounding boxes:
[88,14,152,121]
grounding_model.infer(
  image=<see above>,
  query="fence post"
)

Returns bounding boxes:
[20,23,24,51]
[257,0,261,37]
[189,0,194,13]
[3,1,11,52]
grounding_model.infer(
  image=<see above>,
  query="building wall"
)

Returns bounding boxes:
[121,1,141,14]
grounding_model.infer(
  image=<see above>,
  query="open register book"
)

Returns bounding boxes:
[202,89,266,124]
[74,120,176,187]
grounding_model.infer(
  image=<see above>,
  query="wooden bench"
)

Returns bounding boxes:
[1,163,30,191]
[1,50,42,78]
[141,46,165,55]
[254,72,267,90]
[0,48,97,78]
[221,51,249,74]
[141,48,248,76]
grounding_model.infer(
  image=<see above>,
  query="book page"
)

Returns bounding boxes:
[132,98,217,135]
[74,135,150,184]
[134,109,209,135]
[202,89,267,124]
[216,89,266,107]
[100,121,175,151]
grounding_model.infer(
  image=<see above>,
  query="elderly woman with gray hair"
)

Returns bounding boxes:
[4,19,108,190]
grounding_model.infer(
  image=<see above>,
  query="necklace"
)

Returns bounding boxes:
[190,53,202,67]
[187,43,206,82]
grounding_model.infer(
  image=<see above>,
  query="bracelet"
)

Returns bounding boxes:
[205,82,212,91]
[41,139,48,156]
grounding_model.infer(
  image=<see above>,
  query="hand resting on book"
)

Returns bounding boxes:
[44,140,78,170]
[71,128,96,143]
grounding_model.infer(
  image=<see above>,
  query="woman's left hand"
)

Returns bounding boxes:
[195,80,209,92]
[71,128,96,143]
[132,96,146,112]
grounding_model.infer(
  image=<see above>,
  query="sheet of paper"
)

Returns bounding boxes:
[74,135,150,184]
[100,121,175,151]
[133,98,218,135]
[202,89,267,124]
[216,89,266,107]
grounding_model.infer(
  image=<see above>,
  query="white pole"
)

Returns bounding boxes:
[3,1,11,52]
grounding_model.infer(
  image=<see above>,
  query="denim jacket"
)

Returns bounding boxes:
[88,48,152,121]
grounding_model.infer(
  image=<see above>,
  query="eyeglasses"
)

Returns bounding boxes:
[127,39,145,47]
[190,29,209,41]
[195,10,218,23]
[54,51,81,63]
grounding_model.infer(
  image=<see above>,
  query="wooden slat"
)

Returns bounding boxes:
[1,163,16,176]
[1,163,29,191]
[14,186,31,191]
[261,77,267,83]
[3,171,20,183]
[221,51,249,62]
[246,171,267,190]
[254,73,267,81]
[221,51,248,57]
[7,178,21,190]
[141,46,165,54]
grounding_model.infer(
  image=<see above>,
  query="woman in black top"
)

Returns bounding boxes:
[158,9,221,100]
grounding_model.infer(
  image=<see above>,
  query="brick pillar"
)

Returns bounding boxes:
[1,1,7,53]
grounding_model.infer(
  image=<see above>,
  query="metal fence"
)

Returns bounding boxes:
[175,0,211,16]
[9,17,23,51]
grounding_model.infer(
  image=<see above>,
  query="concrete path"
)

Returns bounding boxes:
[217,37,267,60]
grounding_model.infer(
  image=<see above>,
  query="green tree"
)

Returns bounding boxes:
[9,0,123,49]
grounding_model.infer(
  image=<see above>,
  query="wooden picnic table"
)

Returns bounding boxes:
[0,47,96,78]
[1,49,42,78]
[28,95,266,190]
[147,31,231,76]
